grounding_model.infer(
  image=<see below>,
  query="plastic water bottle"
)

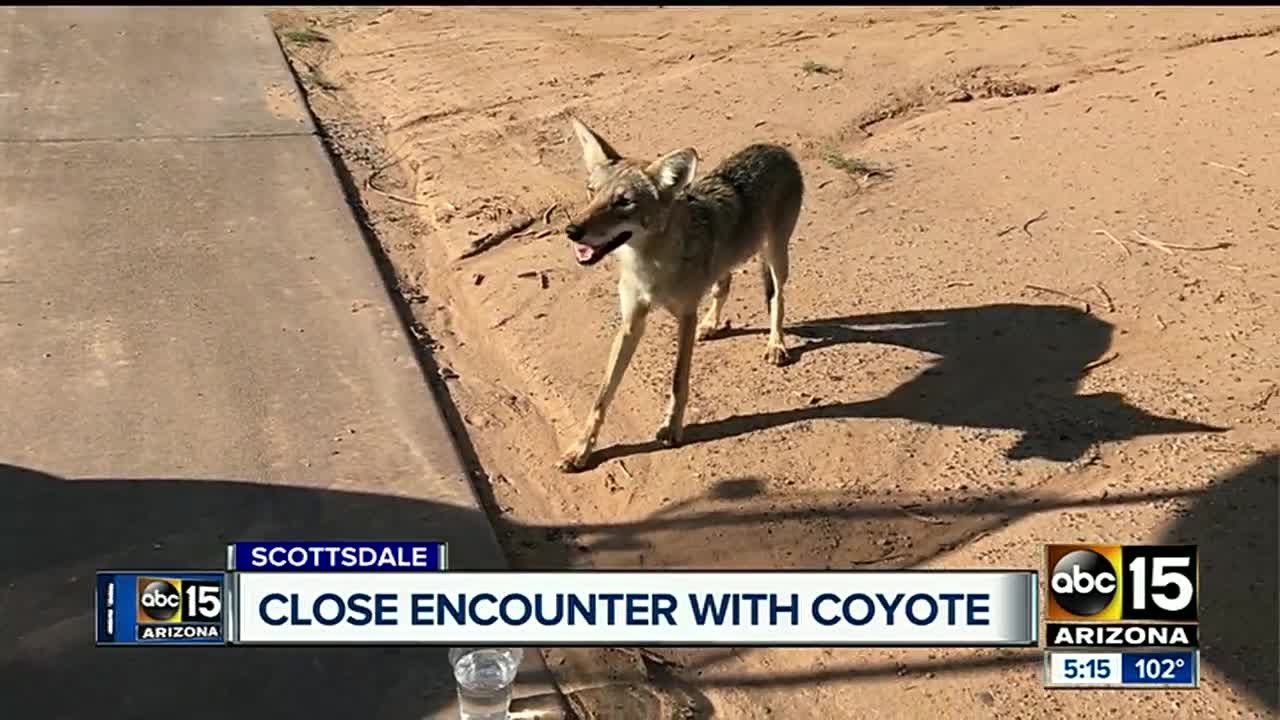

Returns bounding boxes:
[449,647,523,720]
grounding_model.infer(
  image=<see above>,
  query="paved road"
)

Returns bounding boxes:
[0,7,557,718]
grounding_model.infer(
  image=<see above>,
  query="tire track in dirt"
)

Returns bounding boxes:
[1174,22,1280,49]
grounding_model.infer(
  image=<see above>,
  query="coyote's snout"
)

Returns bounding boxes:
[556,117,805,472]
[563,127,697,267]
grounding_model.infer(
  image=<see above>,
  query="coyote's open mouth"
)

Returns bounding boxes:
[572,231,632,266]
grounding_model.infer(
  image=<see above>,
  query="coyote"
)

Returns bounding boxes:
[556,117,804,472]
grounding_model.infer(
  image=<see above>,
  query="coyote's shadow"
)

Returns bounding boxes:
[593,303,1224,465]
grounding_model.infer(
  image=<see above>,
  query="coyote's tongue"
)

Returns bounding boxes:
[573,243,595,263]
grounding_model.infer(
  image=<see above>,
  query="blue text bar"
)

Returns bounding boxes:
[1121,651,1197,686]
[230,541,447,572]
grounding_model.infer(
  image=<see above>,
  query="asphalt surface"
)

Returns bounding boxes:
[0,7,557,718]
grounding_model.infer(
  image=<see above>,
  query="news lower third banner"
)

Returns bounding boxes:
[96,542,447,647]
[229,570,1039,646]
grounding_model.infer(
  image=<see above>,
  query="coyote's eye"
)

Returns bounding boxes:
[613,195,634,210]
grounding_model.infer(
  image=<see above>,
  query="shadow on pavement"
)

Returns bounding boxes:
[0,462,545,720]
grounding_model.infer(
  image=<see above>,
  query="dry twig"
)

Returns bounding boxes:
[363,143,434,207]
[1091,283,1115,312]
[1130,230,1173,255]
[1229,331,1257,355]
[616,460,635,482]
[1025,284,1091,312]
[1022,209,1048,237]
[849,552,908,567]
[366,184,432,208]
[1205,445,1271,457]
[1206,161,1250,177]
[457,214,537,260]
[1093,229,1132,257]
[1082,351,1120,374]
[1130,230,1231,254]
[1249,384,1278,411]
[899,505,951,525]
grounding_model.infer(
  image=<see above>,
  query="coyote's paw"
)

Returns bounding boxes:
[764,344,792,367]
[556,447,591,473]
[655,423,683,447]
[696,322,724,341]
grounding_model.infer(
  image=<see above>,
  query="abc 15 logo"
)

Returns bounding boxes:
[1045,544,1198,622]
[136,577,224,624]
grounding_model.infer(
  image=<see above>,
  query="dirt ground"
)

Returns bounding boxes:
[269,7,1278,719]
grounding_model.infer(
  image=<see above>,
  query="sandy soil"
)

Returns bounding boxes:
[270,7,1278,719]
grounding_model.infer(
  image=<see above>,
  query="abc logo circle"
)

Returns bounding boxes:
[1050,549,1117,616]
[139,579,181,621]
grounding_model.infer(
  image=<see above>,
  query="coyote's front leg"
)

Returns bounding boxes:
[556,294,649,472]
[656,312,697,446]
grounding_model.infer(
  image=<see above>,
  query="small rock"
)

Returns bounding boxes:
[976,690,996,706]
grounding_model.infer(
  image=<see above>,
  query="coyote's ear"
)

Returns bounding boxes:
[646,148,698,195]
[569,117,621,173]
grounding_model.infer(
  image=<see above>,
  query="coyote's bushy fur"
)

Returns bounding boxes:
[556,117,804,472]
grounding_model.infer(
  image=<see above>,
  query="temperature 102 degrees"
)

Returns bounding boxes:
[1123,652,1197,686]
[1044,651,1199,689]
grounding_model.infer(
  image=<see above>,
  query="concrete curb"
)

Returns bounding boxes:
[258,12,575,718]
